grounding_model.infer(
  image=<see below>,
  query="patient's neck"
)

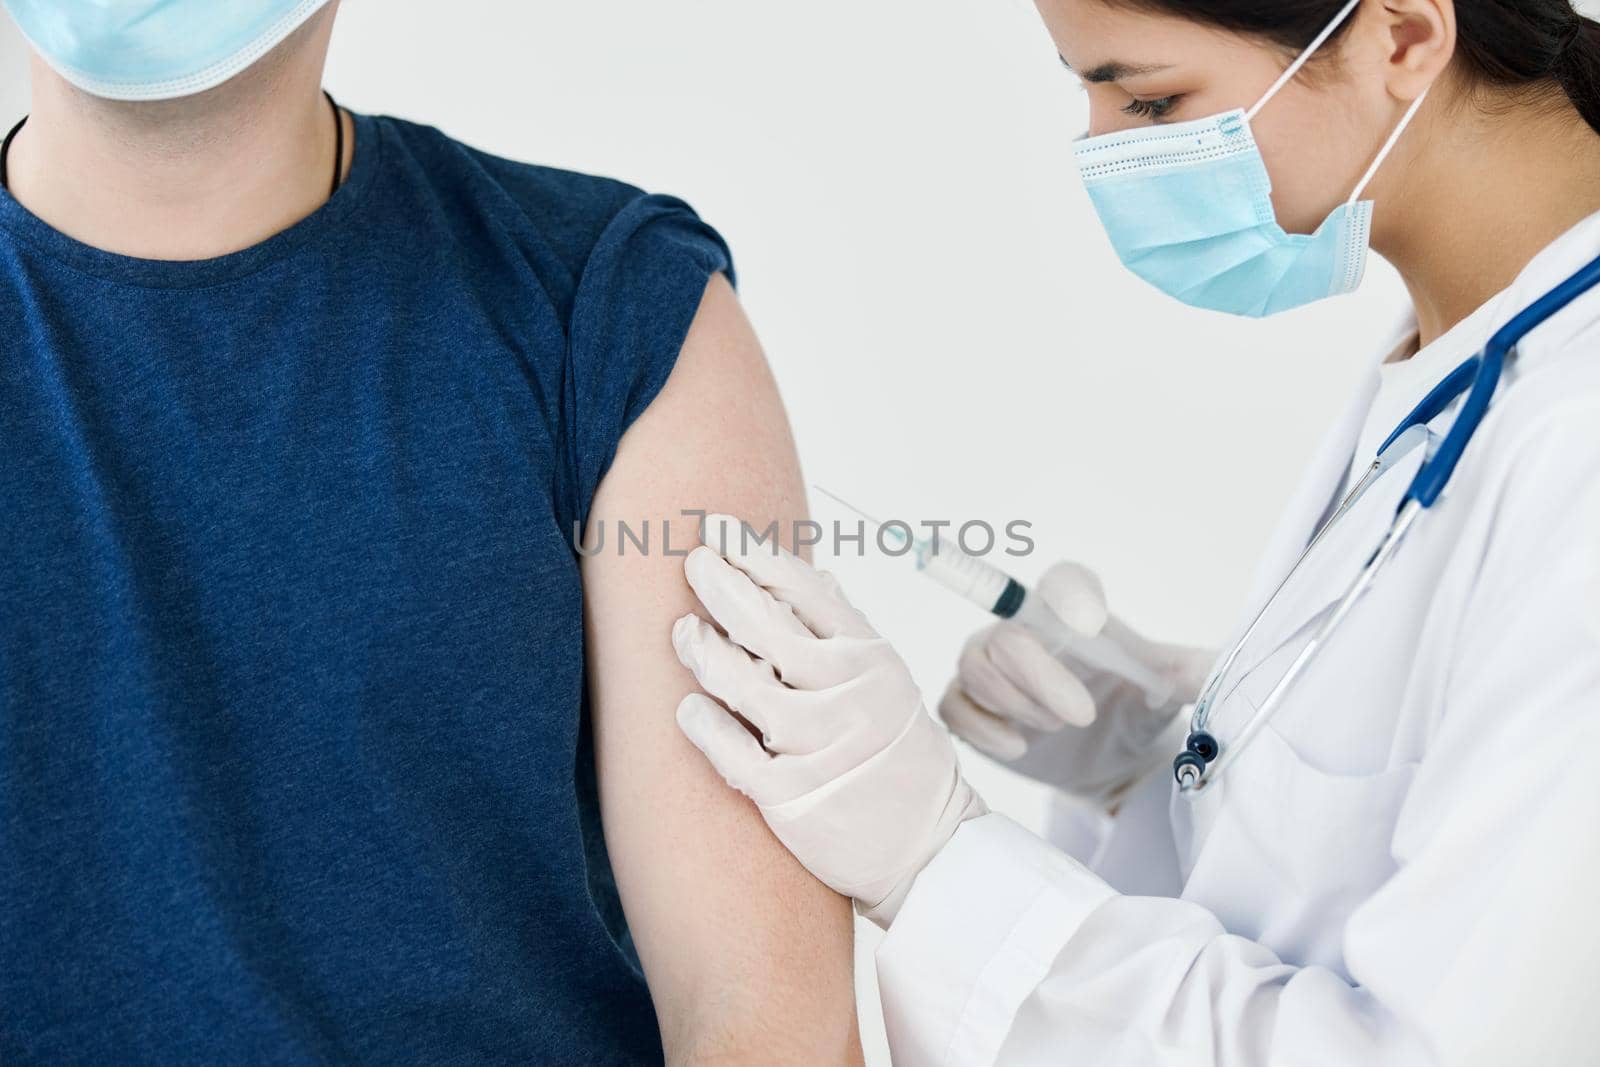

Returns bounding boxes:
[5,30,346,261]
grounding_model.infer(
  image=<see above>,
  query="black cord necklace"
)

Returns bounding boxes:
[324,89,344,198]
[0,89,346,197]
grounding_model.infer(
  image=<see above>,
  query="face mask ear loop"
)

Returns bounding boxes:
[1244,0,1364,123]
[1345,88,1430,205]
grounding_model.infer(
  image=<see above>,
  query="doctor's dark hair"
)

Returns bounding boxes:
[1126,0,1600,136]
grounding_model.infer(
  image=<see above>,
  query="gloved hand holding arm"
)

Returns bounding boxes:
[672,514,986,927]
[675,489,1600,1066]
[939,561,1215,802]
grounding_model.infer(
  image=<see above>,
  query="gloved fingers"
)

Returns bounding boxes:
[684,543,817,683]
[1035,561,1111,637]
[701,513,876,640]
[1070,617,1215,710]
[674,613,866,756]
[955,627,1064,731]
[937,686,1028,761]
[987,622,1097,727]
[676,693,775,801]
[672,614,789,743]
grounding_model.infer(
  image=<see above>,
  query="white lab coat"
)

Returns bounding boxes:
[875,213,1600,1066]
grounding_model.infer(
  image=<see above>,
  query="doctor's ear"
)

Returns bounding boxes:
[1356,0,1454,102]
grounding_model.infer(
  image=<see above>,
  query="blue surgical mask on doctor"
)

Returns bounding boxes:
[1071,0,1428,318]
[1,0,335,102]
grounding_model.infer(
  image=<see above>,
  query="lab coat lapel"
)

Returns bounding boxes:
[1173,437,1428,875]
[1172,364,1389,862]
[1221,438,1428,710]
[1236,363,1383,627]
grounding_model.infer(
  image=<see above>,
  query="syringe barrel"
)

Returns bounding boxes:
[915,542,1013,613]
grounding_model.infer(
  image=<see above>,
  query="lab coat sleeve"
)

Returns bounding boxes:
[876,404,1600,1067]
[878,814,1435,1066]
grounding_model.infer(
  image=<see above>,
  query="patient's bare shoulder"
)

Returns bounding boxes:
[580,274,863,1064]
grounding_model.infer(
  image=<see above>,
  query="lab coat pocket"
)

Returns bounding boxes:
[1207,722,1419,975]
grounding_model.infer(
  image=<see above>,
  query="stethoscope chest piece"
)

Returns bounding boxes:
[1174,731,1219,790]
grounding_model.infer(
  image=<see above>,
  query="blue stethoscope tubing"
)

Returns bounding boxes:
[1391,248,1600,507]
[1175,250,1600,793]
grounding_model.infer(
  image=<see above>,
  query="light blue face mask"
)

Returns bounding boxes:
[1,0,335,101]
[1071,0,1429,318]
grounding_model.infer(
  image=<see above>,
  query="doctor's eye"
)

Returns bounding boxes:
[1122,95,1181,120]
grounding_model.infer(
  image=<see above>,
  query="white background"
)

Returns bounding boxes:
[13,1,1560,1059]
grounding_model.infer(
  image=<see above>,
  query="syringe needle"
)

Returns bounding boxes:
[810,485,887,530]
[811,484,1174,709]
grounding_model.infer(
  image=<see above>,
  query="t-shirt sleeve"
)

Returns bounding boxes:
[560,192,735,534]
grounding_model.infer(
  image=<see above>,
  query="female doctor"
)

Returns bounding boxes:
[671,0,1600,1063]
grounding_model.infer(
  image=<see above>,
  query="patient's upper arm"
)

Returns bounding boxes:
[581,274,861,1064]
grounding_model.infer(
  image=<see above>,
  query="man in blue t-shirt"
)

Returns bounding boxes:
[0,2,861,1063]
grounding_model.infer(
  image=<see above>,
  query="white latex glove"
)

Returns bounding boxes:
[672,514,986,928]
[938,561,1216,800]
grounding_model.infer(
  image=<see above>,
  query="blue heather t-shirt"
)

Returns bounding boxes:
[0,111,733,1064]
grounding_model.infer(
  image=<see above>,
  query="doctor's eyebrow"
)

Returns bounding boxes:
[1059,55,1174,83]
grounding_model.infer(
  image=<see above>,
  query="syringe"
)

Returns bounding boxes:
[815,488,1176,710]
